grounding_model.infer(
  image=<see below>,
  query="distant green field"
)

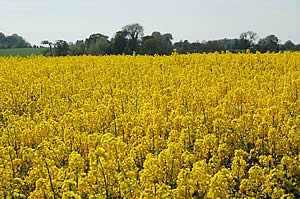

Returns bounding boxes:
[0,48,45,56]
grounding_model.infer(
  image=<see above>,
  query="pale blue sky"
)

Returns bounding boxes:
[1,0,299,45]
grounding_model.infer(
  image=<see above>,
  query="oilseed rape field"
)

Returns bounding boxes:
[0,52,299,198]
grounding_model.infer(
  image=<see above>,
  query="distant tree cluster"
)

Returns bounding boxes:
[0,32,31,49]
[39,23,300,56]
[174,31,300,54]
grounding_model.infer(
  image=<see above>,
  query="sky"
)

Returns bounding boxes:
[0,0,299,45]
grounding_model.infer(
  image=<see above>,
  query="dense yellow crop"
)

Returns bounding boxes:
[0,52,299,198]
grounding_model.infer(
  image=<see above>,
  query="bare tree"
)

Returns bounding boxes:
[122,23,144,54]
[240,31,258,50]
[41,40,53,56]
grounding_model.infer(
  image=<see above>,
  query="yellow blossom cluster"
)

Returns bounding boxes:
[0,52,299,198]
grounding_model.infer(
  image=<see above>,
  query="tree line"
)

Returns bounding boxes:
[43,24,300,56]
[2,23,300,55]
